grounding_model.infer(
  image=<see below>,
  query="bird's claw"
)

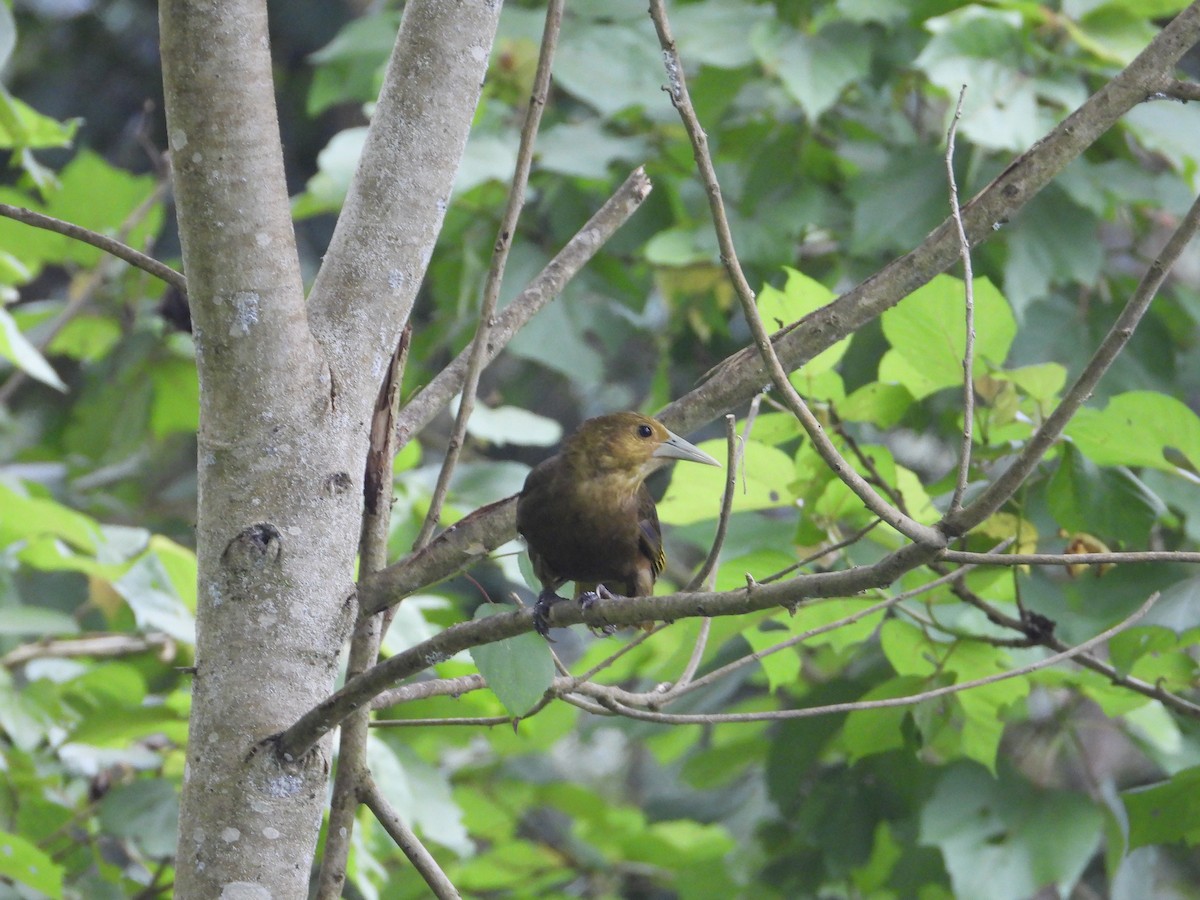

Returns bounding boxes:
[533,591,564,640]
[580,586,618,637]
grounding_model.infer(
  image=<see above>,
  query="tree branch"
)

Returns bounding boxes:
[0,199,186,296]
[278,540,944,760]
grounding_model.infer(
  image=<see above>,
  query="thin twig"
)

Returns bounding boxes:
[946,85,976,513]
[647,0,943,549]
[0,202,186,295]
[0,182,174,405]
[686,414,741,590]
[940,549,1200,566]
[592,590,1161,724]
[943,188,1200,536]
[361,779,461,900]
[371,673,487,711]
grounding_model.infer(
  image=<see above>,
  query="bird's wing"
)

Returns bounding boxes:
[636,485,666,580]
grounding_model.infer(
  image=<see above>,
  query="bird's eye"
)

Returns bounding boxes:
[637,424,653,439]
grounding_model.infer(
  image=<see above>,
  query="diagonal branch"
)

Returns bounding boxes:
[942,189,1200,536]
[0,197,185,296]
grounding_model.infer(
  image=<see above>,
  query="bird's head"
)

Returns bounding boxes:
[561,412,720,484]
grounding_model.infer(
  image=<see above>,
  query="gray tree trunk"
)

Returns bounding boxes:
[159,1,502,895]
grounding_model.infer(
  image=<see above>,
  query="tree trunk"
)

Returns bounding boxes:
[160,1,501,894]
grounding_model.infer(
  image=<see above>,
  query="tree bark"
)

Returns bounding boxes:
[160,1,501,894]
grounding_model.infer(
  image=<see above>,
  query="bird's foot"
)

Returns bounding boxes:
[533,590,565,640]
[579,585,618,637]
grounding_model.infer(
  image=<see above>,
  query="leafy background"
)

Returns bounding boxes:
[2,0,1200,897]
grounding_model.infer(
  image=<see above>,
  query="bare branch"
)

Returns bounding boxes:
[941,549,1200,566]
[945,85,976,514]
[589,590,1160,725]
[0,198,185,296]
[361,779,461,900]
[278,540,944,760]
[372,673,487,711]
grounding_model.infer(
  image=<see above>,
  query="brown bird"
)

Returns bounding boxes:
[516,412,720,636]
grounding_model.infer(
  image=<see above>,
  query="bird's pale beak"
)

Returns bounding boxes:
[653,430,721,467]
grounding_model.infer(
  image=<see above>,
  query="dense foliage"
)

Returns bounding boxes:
[1,0,1200,897]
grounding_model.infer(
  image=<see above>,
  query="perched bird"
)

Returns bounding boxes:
[516,412,720,636]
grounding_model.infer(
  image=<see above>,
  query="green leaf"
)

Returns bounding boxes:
[743,626,801,691]
[46,313,123,361]
[454,399,563,448]
[1004,187,1103,313]
[1047,446,1166,543]
[0,829,63,896]
[98,779,180,859]
[659,438,794,525]
[536,121,649,180]
[0,605,79,637]
[1123,766,1200,849]
[991,363,1067,401]
[0,482,100,552]
[112,552,196,644]
[752,20,871,120]
[838,382,914,428]
[921,764,1103,900]
[150,355,200,438]
[306,12,399,115]
[671,0,773,68]
[0,306,66,391]
[555,19,663,116]
[469,605,553,716]
[842,675,924,761]
[0,85,79,150]
[292,127,366,218]
[1065,391,1200,473]
[1064,7,1160,65]
[758,267,846,375]
[849,150,948,256]
[879,275,1016,400]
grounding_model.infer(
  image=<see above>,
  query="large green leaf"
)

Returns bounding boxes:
[1066,391,1200,473]
[0,829,63,897]
[1123,766,1200,849]
[752,20,871,121]
[879,274,1016,399]
[921,764,1103,900]
[469,604,553,716]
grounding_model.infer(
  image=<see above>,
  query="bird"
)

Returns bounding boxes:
[516,411,720,637]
